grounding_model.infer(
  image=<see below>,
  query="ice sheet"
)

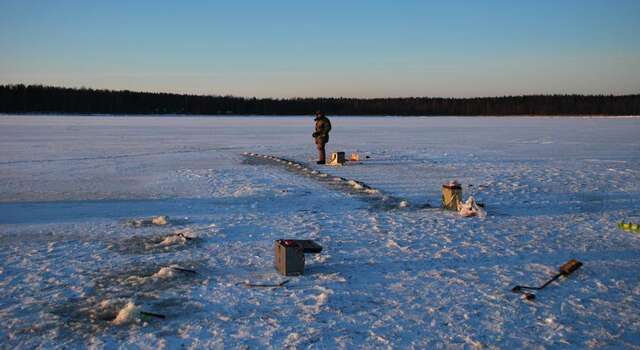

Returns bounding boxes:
[1,115,639,348]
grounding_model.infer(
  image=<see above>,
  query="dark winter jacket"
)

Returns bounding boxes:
[313,116,331,143]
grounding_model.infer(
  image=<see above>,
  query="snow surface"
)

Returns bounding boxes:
[1,115,639,349]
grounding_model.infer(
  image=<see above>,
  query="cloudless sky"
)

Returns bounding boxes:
[1,0,639,98]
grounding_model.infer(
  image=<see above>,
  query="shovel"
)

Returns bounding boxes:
[512,259,583,300]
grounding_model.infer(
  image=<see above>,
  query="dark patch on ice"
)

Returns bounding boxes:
[495,192,640,217]
[50,295,193,331]
[108,232,204,254]
[0,198,221,224]
[123,216,191,228]
[1,194,338,225]
[90,260,204,293]
[0,146,239,166]
[50,260,205,332]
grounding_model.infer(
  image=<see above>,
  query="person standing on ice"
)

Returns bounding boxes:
[312,111,332,164]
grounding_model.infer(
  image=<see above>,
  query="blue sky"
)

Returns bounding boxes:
[1,0,638,97]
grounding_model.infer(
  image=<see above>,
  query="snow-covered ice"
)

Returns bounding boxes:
[1,115,639,348]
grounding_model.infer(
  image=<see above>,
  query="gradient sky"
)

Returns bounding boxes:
[1,0,639,98]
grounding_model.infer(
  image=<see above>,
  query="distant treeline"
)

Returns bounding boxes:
[1,84,639,116]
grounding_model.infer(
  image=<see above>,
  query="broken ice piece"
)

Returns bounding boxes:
[151,216,169,225]
[127,215,170,227]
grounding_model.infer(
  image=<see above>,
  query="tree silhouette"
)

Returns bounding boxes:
[1,84,638,116]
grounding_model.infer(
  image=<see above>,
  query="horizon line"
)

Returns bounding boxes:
[2,83,639,100]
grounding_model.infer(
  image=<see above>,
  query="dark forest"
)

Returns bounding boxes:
[1,84,638,116]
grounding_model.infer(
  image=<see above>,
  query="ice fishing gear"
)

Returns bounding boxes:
[511,259,583,300]
[240,280,290,288]
[274,239,323,276]
[618,221,640,234]
[139,311,166,319]
[442,181,462,210]
[327,152,346,166]
[169,266,197,274]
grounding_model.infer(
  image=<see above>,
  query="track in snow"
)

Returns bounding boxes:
[242,152,429,210]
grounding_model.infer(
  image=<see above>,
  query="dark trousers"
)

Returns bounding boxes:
[315,139,327,162]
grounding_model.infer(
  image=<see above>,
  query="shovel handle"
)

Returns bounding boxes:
[512,259,583,294]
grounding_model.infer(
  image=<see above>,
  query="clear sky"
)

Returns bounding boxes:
[1,0,639,98]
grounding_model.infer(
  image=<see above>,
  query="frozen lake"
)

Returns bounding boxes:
[1,115,639,348]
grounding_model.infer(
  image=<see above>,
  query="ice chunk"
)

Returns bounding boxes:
[152,267,176,279]
[151,216,169,225]
[112,301,139,325]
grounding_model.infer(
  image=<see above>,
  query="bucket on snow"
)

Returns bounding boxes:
[442,181,462,211]
[327,152,346,166]
[274,240,323,276]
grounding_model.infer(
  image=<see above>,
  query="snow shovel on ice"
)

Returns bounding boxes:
[511,259,583,300]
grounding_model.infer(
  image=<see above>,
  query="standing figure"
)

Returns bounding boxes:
[312,111,332,164]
